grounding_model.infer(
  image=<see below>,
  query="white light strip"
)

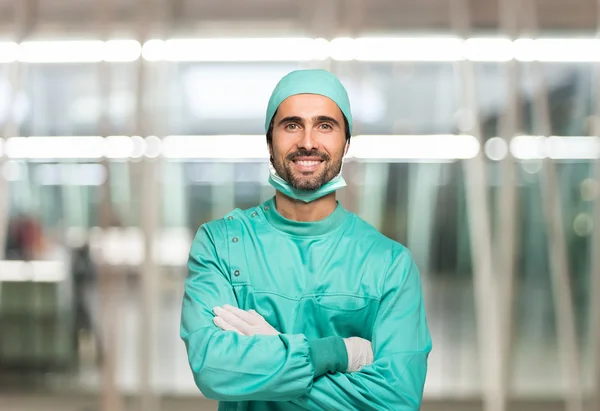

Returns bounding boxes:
[348,134,480,160]
[105,135,135,158]
[0,260,66,282]
[484,137,509,161]
[1,135,599,160]
[15,40,141,63]
[162,135,269,159]
[19,41,105,63]
[104,40,142,62]
[0,42,19,63]
[510,135,600,159]
[2,37,600,63]
[143,38,329,62]
[35,163,107,186]
[514,39,600,62]
[509,135,547,159]
[546,136,600,159]
[5,136,105,159]
[330,37,465,61]
[464,38,514,62]
[87,227,193,266]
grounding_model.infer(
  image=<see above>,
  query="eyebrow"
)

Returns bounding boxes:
[277,115,341,128]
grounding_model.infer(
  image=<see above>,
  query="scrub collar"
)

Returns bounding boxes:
[258,196,351,237]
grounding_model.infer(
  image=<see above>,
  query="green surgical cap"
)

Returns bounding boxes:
[265,69,353,135]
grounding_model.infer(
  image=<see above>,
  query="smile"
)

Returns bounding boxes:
[292,159,324,172]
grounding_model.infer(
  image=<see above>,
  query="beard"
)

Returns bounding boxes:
[273,148,343,191]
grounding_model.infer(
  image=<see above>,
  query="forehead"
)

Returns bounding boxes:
[274,94,343,120]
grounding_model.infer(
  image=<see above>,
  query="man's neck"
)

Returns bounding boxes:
[274,191,338,222]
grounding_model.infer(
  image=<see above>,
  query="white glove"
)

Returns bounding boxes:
[343,337,374,372]
[213,305,280,336]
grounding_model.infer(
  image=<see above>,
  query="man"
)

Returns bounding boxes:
[181,69,432,410]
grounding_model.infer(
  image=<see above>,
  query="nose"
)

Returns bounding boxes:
[297,128,318,151]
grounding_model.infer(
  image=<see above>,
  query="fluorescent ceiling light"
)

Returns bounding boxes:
[143,38,329,62]
[0,42,19,63]
[19,41,105,63]
[35,163,107,186]
[130,136,147,158]
[105,135,135,158]
[97,227,145,266]
[104,40,142,62]
[2,135,599,161]
[514,38,600,62]
[546,136,600,159]
[330,37,464,61]
[464,38,513,62]
[0,260,66,282]
[87,227,192,266]
[162,135,269,159]
[347,134,480,160]
[18,40,141,63]
[5,136,105,159]
[144,135,162,158]
[510,135,546,159]
[484,137,509,161]
[5,37,600,63]
[510,135,600,159]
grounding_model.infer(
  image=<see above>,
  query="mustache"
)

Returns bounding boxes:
[286,149,330,162]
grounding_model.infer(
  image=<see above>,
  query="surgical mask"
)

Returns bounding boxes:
[267,148,348,203]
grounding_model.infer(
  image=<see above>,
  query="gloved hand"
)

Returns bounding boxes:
[343,337,374,372]
[213,304,280,336]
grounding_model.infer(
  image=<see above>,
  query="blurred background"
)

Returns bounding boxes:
[1,0,600,410]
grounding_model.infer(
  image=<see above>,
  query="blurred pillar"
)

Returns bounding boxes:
[522,2,583,411]
[358,162,389,232]
[157,0,182,232]
[94,1,126,411]
[163,161,186,228]
[406,163,442,275]
[591,122,600,410]
[333,0,365,214]
[135,0,161,409]
[0,0,32,259]
[210,163,235,221]
[305,0,338,72]
[496,0,520,404]
[590,1,600,408]
[450,1,504,411]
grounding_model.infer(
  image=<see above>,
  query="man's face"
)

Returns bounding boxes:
[269,94,347,191]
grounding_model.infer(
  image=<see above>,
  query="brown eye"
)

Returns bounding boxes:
[286,123,298,131]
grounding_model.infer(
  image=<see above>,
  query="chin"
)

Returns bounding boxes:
[295,184,320,191]
[288,174,317,188]
[292,177,325,191]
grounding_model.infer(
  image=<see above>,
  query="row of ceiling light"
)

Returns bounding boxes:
[0,135,598,161]
[1,37,600,63]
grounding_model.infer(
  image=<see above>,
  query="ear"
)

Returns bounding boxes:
[343,140,350,156]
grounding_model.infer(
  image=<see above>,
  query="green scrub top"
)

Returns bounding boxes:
[180,197,432,410]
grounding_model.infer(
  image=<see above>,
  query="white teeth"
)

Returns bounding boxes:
[296,161,321,166]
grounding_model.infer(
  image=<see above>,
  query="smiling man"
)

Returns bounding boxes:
[180,69,432,410]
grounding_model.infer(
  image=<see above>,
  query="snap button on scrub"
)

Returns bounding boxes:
[232,237,238,243]
[228,216,234,221]
[264,206,270,211]
[252,212,258,217]
[233,270,240,277]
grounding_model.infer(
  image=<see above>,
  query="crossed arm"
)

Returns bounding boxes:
[180,225,432,410]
